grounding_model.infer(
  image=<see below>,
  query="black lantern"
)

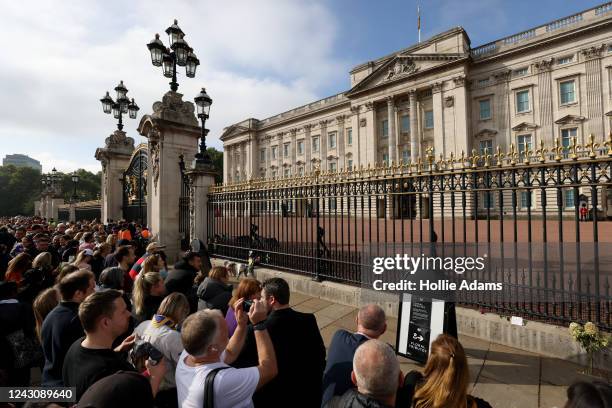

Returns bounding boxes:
[101,80,139,130]
[148,19,199,92]
[147,33,165,67]
[71,172,79,202]
[194,87,213,165]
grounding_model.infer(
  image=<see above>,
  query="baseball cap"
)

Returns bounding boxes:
[146,242,166,252]
[83,249,95,256]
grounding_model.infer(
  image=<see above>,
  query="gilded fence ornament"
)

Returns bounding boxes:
[584,134,599,159]
[493,146,505,167]
[553,137,564,162]
[416,157,423,174]
[425,146,435,169]
[459,150,467,169]
[569,137,579,160]
[470,149,479,169]
[604,132,612,157]
[507,144,518,166]
[437,153,445,171]
[483,152,492,168]
[446,152,456,169]
[523,145,533,165]
[536,140,547,163]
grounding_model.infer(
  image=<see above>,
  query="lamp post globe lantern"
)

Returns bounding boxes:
[71,172,80,202]
[148,19,199,92]
[194,87,213,165]
[100,80,139,131]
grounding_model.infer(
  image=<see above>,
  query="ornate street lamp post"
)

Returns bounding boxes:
[194,88,213,165]
[147,19,200,92]
[71,172,80,202]
[100,80,140,130]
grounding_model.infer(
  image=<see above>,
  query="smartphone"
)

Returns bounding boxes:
[242,299,254,312]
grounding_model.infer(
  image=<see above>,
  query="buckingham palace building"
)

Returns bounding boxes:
[221,3,612,188]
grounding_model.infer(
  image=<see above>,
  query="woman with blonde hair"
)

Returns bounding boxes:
[196,265,232,314]
[225,278,262,337]
[55,263,79,283]
[5,253,32,287]
[72,249,93,270]
[33,287,60,340]
[401,334,492,408]
[133,292,190,404]
[132,272,166,325]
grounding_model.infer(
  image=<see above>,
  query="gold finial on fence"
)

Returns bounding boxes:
[523,144,533,165]
[416,157,423,174]
[446,152,455,169]
[493,146,505,167]
[508,143,518,166]
[483,152,492,168]
[437,153,445,171]
[459,150,466,168]
[536,140,547,163]
[553,137,564,162]
[585,134,599,159]
[425,146,435,169]
[569,137,579,160]
[604,131,612,157]
[470,148,479,169]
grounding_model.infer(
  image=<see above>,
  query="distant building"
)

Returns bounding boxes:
[2,154,42,172]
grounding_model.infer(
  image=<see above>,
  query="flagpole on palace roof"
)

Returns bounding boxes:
[417,3,421,43]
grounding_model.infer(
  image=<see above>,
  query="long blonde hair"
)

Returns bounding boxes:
[132,272,163,316]
[33,252,52,270]
[413,334,470,408]
[72,250,92,268]
[33,287,60,340]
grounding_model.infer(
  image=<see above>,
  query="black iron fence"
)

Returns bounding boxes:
[208,136,612,330]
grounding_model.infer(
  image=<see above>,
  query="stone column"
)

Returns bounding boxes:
[582,45,606,138]
[290,128,297,175]
[336,115,346,169]
[304,124,312,173]
[95,130,135,223]
[409,90,418,163]
[186,166,217,246]
[432,82,446,157]
[137,91,201,262]
[241,142,247,180]
[350,105,361,166]
[452,76,471,156]
[387,96,397,164]
[319,120,328,169]
[69,203,76,223]
[226,144,233,182]
[534,61,554,144]
[223,144,229,183]
[364,102,376,165]
[248,134,257,179]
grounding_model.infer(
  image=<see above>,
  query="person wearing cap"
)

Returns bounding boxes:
[129,242,166,281]
[73,249,94,271]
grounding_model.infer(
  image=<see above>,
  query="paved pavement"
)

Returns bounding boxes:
[286,291,610,408]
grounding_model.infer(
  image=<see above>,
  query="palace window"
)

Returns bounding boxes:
[329,162,337,172]
[557,55,573,65]
[559,80,576,104]
[479,99,491,120]
[400,115,410,133]
[479,139,493,156]
[382,153,389,165]
[312,137,320,152]
[564,188,575,208]
[260,149,266,162]
[284,168,290,177]
[381,120,389,138]
[298,166,304,176]
[271,170,277,179]
[561,128,577,158]
[516,90,530,113]
[347,159,353,171]
[520,191,533,209]
[514,67,528,77]
[347,128,353,145]
[517,134,532,159]
[328,132,337,148]
[271,146,278,159]
[402,150,410,164]
[297,140,304,155]
[283,143,290,157]
[424,110,434,129]
[482,192,494,209]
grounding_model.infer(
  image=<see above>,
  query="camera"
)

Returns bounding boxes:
[242,299,254,312]
[130,341,163,366]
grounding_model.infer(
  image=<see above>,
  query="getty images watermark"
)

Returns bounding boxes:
[370,253,503,292]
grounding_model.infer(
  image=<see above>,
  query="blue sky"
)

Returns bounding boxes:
[0,0,604,173]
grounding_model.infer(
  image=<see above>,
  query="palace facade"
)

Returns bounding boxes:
[221,3,612,190]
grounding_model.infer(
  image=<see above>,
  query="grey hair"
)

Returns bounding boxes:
[353,340,400,399]
[181,309,223,358]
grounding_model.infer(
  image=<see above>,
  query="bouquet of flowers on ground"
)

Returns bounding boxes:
[569,321,611,374]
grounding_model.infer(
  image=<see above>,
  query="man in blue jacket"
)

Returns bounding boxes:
[321,304,387,407]
[40,270,95,386]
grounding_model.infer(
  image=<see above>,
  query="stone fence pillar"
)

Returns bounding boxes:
[186,164,217,246]
[137,91,201,262]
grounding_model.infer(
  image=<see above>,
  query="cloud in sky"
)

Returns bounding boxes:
[0,0,603,173]
[0,0,345,173]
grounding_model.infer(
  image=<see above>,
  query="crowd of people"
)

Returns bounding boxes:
[0,215,611,408]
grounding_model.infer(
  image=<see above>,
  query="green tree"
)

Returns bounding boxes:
[0,166,101,217]
[207,147,223,183]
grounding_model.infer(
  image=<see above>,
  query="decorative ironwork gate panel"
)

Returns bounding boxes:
[179,155,191,250]
[123,147,148,224]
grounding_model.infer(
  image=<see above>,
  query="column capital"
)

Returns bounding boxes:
[453,76,466,87]
[581,44,606,60]
[534,58,554,72]
[350,105,361,114]
[432,81,444,93]
[336,115,346,124]
[303,123,313,132]
[364,101,375,111]
[319,119,328,127]
[289,128,298,136]
[408,89,417,100]
[386,95,395,105]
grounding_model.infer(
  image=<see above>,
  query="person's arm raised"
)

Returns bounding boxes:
[249,299,278,389]
[223,298,248,364]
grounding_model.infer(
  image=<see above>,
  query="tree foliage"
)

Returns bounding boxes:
[207,147,224,183]
[0,165,101,217]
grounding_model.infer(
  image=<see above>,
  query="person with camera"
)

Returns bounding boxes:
[62,289,168,401]
[133,292,190,408]
[175,297,278,408]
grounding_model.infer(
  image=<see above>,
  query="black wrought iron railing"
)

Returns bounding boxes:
[208,135,612,330]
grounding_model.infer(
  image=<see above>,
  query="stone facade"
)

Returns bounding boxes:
[222,3,612,196]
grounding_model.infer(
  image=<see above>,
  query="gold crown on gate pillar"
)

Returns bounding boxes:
[209,132,612,192]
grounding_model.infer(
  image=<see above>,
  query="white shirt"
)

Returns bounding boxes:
[175,350,260,408]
